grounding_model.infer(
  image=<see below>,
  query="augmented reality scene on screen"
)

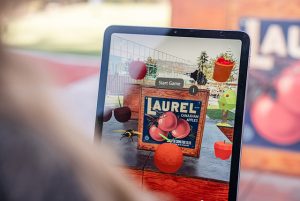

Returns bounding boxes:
[99,33,242,201]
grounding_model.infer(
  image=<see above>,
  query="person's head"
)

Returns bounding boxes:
[0,2,166,201]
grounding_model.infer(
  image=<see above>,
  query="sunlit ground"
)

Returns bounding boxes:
[4,2,170,54]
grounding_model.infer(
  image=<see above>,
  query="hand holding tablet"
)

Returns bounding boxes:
[96,26,250,201]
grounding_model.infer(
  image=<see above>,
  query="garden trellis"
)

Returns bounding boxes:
[107,35,196,95]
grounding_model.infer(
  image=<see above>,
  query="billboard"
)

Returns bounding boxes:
[241,18,300,151]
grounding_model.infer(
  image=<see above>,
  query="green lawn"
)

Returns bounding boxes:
[206,109,235,120]
[3,2,170,55]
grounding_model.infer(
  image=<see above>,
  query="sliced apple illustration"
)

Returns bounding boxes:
[158,111,178,132]
[149,125,168,142]
[171,119,190,139]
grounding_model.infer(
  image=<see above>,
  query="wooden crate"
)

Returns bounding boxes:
[137,86,209,158]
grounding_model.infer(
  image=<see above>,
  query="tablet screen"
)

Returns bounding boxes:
[99,32,242,201]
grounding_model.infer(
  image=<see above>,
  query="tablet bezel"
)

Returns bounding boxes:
[96,25,250,201]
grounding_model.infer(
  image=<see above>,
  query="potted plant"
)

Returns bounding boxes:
[217,89,236,142]
[213,50,236,82]
[214,140,232,160]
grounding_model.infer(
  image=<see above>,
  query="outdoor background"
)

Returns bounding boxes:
[4,0,300,200]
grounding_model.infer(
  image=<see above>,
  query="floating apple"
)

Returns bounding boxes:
[149,125,168,141]
[154,143,183,173]
[158,112,178,132]
[114,106,131,123]
[275,65,300,115]
[128,60,147,80]
[171,119,190,139]
[250,94,300,145]
[214,141,232,160]
[103,108,113,122]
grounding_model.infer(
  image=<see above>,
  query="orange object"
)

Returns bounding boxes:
[213,61,234,82]
[154,143,183,173]
[214,141,232,160]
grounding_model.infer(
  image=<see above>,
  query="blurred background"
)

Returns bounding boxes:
[3,0,300,200]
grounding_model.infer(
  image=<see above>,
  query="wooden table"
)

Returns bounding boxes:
[102,118,231,201]
[101,118,300,201]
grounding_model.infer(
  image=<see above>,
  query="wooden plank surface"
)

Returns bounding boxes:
[143,171,229,201]
[120,168,144,188]
[238,170,300,201]
[241,146,300,177]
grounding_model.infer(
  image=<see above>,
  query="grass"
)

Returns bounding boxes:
[3,2,171,55]
[206,109,235,120]
[207,104,219,109]
[105,95,124,108]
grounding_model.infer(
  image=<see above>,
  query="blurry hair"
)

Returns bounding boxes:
[0,2,165,201]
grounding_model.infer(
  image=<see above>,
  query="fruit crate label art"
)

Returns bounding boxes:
[142,96,201,149]
[138,86,209,158]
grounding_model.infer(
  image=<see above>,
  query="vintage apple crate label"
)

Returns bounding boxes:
[138,86,209,158]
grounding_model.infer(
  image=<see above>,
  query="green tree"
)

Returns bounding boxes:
[218,89,237,126]
[195,51,209,85]
[197,51,209,72]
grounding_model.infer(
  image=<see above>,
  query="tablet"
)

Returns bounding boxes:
[96,26,250,201]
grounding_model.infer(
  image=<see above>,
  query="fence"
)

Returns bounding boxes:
[107,35,196,95]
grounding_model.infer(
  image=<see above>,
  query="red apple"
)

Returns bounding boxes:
[103,108,113,122]
[114,107,131,122]
[250,94,300,145]
[275,65,300,115]
[217,57,234,65]
[154,143,183,173]
[158,112,178,132]
[128,61,147,80]
[149,125,168,142]
[214,141,232,160]
[171,119,191,139]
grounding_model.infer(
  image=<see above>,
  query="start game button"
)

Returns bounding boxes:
[155,77,184,89]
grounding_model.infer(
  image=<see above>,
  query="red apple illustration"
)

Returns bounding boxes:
[149,125,168,142]
[214,141,232,160]
[114,106,131,123]
[158,112,178,132]
[171,119,191,139]
[154,143,183,173]
[103,108,113,122]
[250,94,300,145]
[275,65,300,115]
[128,60,147,80]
